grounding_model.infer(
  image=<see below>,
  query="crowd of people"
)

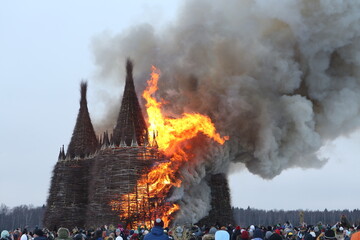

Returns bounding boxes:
[1,220,360,240]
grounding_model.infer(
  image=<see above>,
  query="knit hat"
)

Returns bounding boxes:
[34,229,44,237]
[1,230,9,239]
[209,227,217,235]
[74,235,83,240]
[154,218,164,227]
[324,230,336,239]
[56,228,72,240]
[240,230,249,239]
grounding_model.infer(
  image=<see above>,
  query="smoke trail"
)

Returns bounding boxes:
[91,0,360,223]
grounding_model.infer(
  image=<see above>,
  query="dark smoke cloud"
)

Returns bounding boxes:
[90,0,360,223]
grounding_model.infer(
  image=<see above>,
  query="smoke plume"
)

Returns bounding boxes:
[91,0,360,223]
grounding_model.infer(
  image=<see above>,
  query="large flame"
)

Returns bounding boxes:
[111,66,228,228]
[141,66,228,225]
[143,66,229,154]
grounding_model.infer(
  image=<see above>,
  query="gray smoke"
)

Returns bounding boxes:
[91,0,360,223]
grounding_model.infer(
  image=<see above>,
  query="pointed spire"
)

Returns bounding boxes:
[151,131,158,148]
[58,145,66,161]
[119,129,127,147]
[61,145,66,160]
[58,147,63,161]
[113,58,148,147]
[109,133,114,146]
[101,131,110,147]
[66,81,99,159]
[131,123,139,147]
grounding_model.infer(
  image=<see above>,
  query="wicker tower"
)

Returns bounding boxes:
[113,59,148,147]
[198,173,234,226]
[43,82,97,230]
[43,59,234,229]
[66,82,98,158]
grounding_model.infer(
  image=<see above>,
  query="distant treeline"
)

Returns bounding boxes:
[0,204,45,231]
[2,204,360,231]
[233,207,360,227]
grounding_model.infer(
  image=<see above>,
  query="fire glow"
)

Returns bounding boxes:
[111,66,228,227]
[143,66,229,225]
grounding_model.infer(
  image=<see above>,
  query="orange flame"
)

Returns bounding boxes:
[144,66,229,153]
[140,66,228,224]
[111,66,228,227]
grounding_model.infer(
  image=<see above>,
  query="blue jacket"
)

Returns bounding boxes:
[144,226,169,240]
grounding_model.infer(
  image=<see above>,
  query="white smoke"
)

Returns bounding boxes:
[91,0,360,223]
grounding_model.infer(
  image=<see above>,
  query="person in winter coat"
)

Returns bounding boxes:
[115,229,123,240]
[33,229,46,240]
[20,229,28,240]
[55,228,72,240]
[239,230,249,240]
[215,230,229,240]
[144,219,169,240]
[350,226,360,240]
[1,230,12,240]
[253,227,264,240]
[232,227,241,240]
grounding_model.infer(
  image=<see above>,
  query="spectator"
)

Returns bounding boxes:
[55,228,72,240]
[116,229,123,240]
[215,230,229,240]
[350,226,360,240]
[232,226,241,240]
[239,229,249,240]
[253,227,264,240]
[265,227,273,240]
[1,231,11,240]
[33,230,46,240]
[21,229,28,240]
[144,219,169,240]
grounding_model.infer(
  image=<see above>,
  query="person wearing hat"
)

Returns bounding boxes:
[115,229,123,240]
[215,229,230,240]
[55,228,72,240]
[316,229,337,240]
[350,226,360,240]
[34,229,46,240]
[231,226,241,240]
[268,230,282,240]
[144,218,169,240]
[286,232,295,240]
[20,229,29,240]
[240,229,250,240]
[1,230,11,240]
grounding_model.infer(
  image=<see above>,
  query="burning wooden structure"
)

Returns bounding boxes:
[43,59,234,230]
[43,59,163,230]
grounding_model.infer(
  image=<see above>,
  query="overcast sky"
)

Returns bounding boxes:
[1,1,359,211]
